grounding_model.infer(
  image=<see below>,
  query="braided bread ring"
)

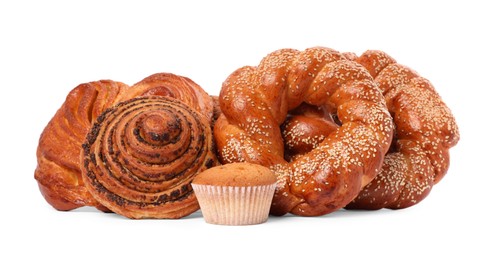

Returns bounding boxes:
[344,50,460,209]
[214,47,394,216]
[281,51,460,209]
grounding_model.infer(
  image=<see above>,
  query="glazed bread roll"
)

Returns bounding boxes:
[280,51,460,209]
[346,50,460,209]
[35,80,128,211]
[82,96,217,218]
[214,47,394,216]
[35,73,217,217]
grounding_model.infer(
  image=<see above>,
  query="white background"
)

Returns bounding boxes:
[1,0,492,259]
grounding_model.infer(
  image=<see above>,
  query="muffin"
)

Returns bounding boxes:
[191,162,277,225]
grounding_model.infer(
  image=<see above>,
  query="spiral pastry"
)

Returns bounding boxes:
[81,96,217,219]
[35,73,216,216]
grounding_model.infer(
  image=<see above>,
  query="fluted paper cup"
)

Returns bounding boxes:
[192,184,276,225]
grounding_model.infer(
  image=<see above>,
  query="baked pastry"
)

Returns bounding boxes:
[214,47,394,216]
[211,95,222,123]
[34,80,128,211]
[35,73,216,216]
[192,162,277,225]
[281,51,460,209]
[345,50,460,209]
[281,103,340,162]
[82,96,217,219]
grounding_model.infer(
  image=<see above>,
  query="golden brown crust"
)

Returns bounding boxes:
[345,50,460,209]
[281,103,339,161]
[193,162,276,186]
[81,96,217,219]
[35,73,217,217]
[34,80,129,211]
[214,47,394,216]
[285,50,460,210]
[118,73,214,122]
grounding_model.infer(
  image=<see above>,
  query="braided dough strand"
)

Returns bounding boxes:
[214,47,394,216]
[344,50,460,209]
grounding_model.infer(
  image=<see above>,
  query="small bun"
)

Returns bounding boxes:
[192,162,276,187]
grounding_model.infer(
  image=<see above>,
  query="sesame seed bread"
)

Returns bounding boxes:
[214,47,394,216]
[278,50,460,210]
[345,50,460,209]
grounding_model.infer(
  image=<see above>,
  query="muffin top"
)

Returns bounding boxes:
[192,162,277,186]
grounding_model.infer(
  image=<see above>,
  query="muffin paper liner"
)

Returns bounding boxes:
[192,184,276,225]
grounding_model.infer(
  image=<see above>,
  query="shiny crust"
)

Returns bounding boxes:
[34,80,128,211]
[279,50,460,209]
[345,51,460,209]
[214,47,394,216]
[35,73,216,215]
[281,103,339,162]
[118,73,214,123]
[81,96,217,219]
